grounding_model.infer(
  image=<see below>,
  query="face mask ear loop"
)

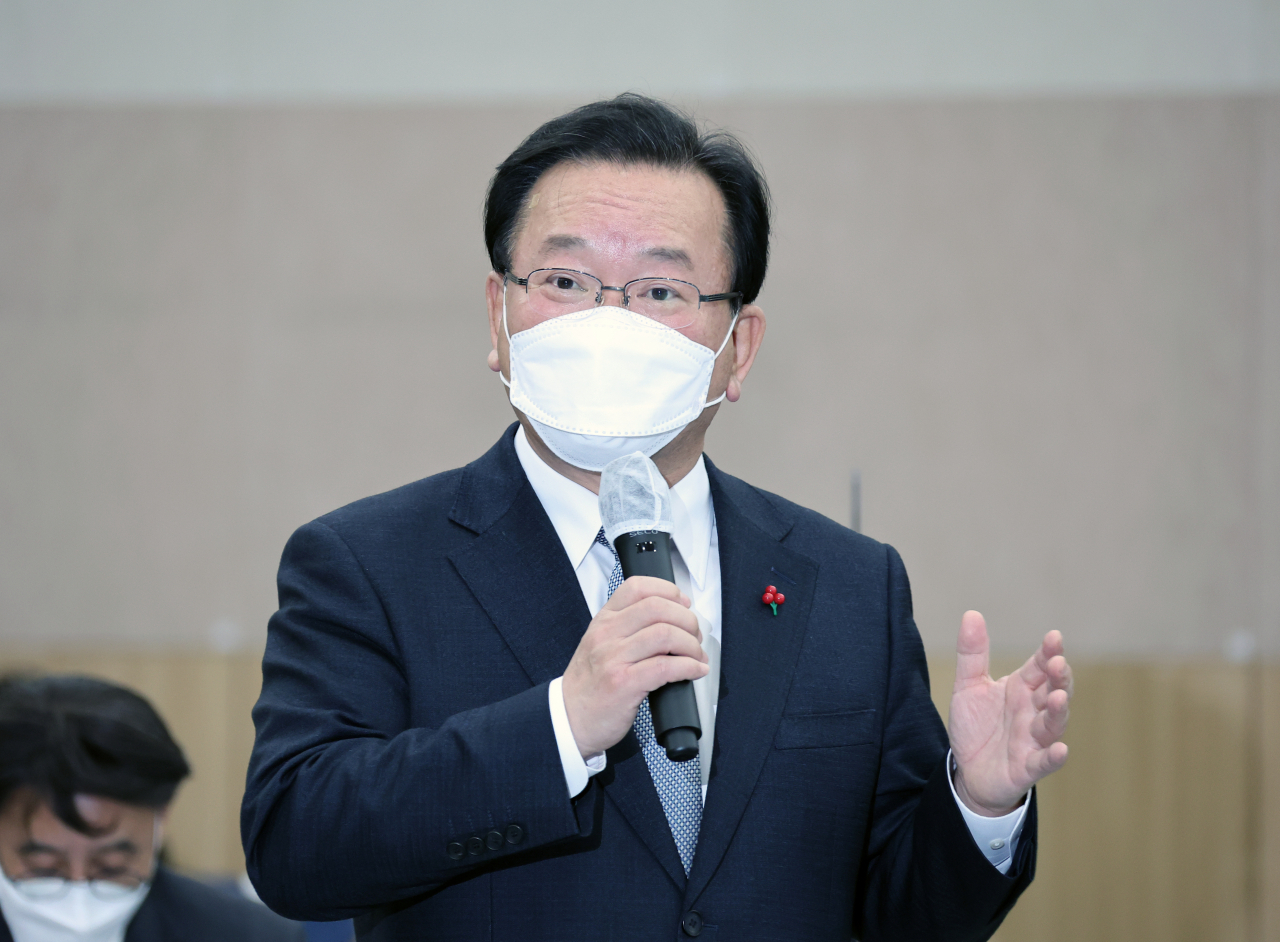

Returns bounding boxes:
[499,284,513,390]
[702,311,740,409]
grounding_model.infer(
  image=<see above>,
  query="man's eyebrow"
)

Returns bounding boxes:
[92,839,138,855]
[18,840,64,855]
[642,247,693,270]
[538,234,588,255]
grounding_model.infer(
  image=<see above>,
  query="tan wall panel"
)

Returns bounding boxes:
[929,658,1270,942]
[1263,665,1280,942]
[3,650,1275,942]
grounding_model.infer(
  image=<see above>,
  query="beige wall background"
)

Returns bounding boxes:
[2,1,1280,932]
[1,95,1278,939]
[2,9,1278,942]
[2,98,1277,660]
[5,0,1279,100]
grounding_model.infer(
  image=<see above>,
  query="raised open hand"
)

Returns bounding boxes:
[948,611,1072,816]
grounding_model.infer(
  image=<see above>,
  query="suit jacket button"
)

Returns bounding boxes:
[486,830,504,851]
[505,824,524,845]
[466,836,484,856]
[681,911,704,937]
[446,842,464,860]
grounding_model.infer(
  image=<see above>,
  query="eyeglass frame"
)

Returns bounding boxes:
[7,853,154,896]
[6,869,152,900]
[503,268,743,313]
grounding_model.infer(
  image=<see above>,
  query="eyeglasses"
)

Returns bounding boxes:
[9,873,148,901]
[505,268,741,330]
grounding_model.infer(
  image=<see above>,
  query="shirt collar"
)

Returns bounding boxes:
[513,426,715,590]
[514,426,601,572]
[667,451,714,591]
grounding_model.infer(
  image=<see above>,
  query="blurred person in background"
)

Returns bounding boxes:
[0,675,303,942]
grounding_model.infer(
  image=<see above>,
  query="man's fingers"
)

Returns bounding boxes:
[1027,655,1070,709]
[604,594,701,642]
[620,622,709,666]
[631,655,710,693]
[1030,688,1070,746]
[1017,630,1064,688]
[954,610,990,690]
[1049,653,1074,697]
[1026,741,1069,782]
[603,576,690,613]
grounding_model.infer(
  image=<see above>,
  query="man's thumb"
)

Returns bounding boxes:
[954,610,990,688]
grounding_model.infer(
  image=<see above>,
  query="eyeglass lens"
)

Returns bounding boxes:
[520,269,708,330]
[12,875,145,900]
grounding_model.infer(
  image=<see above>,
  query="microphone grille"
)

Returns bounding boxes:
[598,453,674,545]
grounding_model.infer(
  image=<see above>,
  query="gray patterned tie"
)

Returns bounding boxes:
[595,527,703,874]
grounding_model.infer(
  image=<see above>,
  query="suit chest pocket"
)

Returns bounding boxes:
[774,708,878,749]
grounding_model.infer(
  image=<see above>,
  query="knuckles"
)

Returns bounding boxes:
[593,596,699,640]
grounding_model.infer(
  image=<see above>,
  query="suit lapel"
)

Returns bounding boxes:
[598,733,691,889]
[449,481,590,688]
[686,461,819,903]
[447,425,690,889]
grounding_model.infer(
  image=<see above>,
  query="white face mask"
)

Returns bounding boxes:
[501,298,738,472]
[0,874,149,942]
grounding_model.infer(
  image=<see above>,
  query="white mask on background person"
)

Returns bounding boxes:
[500,298,738,472]
[0,873,150,942]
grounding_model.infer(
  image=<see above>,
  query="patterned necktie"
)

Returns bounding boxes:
[595,527,703,874]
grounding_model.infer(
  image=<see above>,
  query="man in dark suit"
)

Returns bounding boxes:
[242,94,1073,941]
[0,674,303,942]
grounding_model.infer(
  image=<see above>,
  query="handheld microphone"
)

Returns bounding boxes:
[599,453,702,762]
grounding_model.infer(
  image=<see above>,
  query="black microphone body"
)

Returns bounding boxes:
[613,529,702,762]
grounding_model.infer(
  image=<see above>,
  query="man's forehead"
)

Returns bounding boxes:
[535,234,695,271]
[515,161,729,275]
[2,790,144,837]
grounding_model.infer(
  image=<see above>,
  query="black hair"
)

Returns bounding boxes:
[0,674,190,835]
[484,93,772,307]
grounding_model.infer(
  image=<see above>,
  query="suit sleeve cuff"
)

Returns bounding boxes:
[947,749,1030,874]
[549,676,607,798]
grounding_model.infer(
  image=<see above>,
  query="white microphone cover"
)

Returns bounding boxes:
[599,452,674,545]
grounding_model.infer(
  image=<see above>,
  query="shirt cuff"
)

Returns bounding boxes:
[548,676,607,798]
[947,750,1030,875]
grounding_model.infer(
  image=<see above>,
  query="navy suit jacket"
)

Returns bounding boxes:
[242,425,1035,941]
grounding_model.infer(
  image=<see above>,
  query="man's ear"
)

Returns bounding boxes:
[152,805,170,852]
[485,272,506,373]
[725,303,766,403]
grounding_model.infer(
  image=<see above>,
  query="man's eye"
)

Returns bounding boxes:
[639,282,686,304]
[23,866,64,878]
[536,272,590,295]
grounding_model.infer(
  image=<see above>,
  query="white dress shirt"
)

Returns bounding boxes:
[514,426,1026,873]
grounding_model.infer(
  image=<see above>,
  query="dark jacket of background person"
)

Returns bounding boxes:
[242,426,1037,941]
[0,867,303,942]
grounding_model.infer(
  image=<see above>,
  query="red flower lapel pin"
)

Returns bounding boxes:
[762,585,786,616]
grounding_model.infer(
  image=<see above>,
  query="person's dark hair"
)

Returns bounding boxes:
[0,674,190,835]
[484,93,771,307]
